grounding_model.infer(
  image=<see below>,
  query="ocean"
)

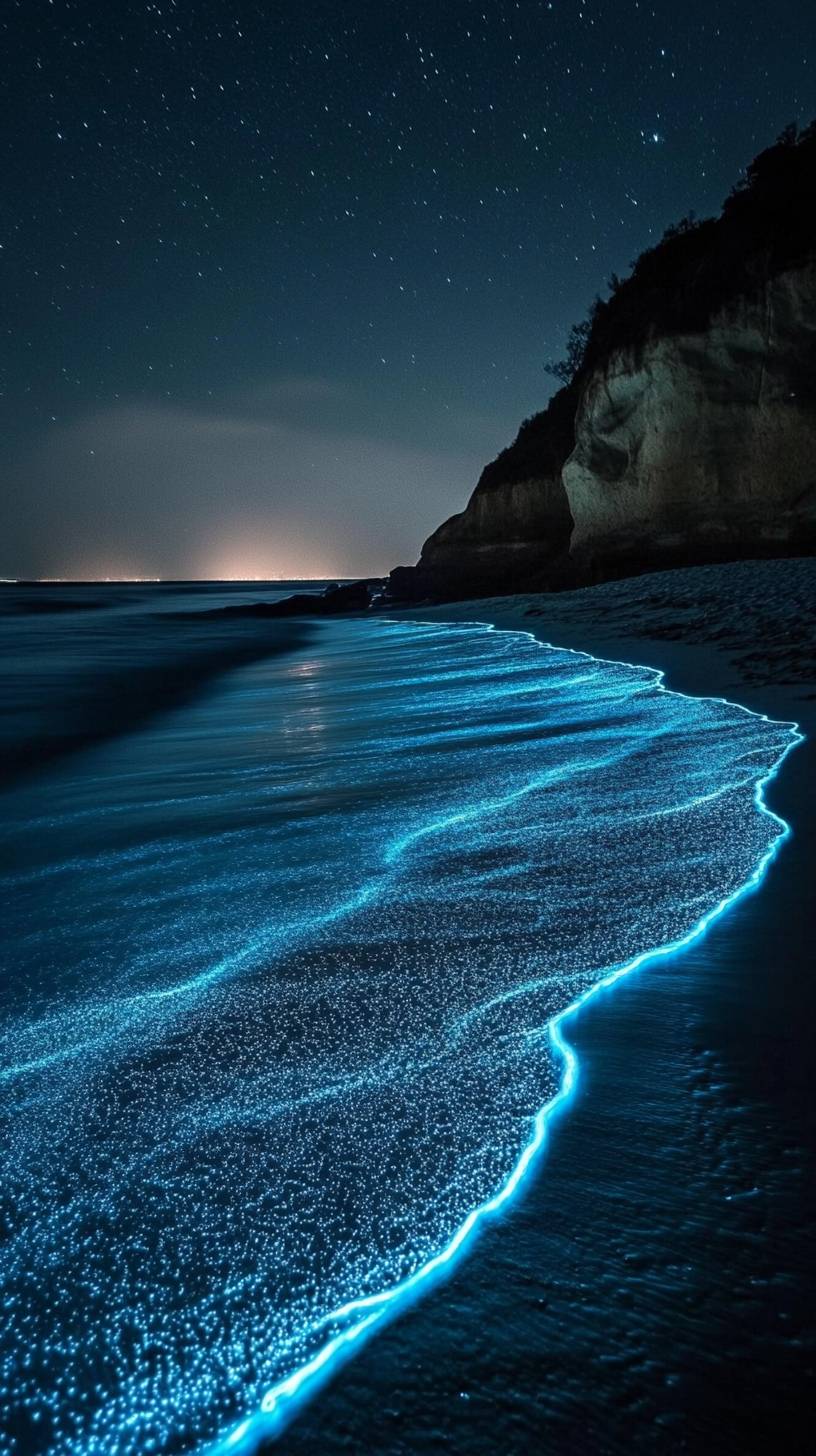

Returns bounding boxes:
[0,583,801,1455]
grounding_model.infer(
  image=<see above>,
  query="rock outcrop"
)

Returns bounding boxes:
[190,579,380,618]
[564,260,816,577]
[388,384,577,601]
[388,121,816,601]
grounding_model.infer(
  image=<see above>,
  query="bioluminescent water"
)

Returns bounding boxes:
[0,590,799,1456]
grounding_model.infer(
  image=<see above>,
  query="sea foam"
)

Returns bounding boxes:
[0,618,799,1455]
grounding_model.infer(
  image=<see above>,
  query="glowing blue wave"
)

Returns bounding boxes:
[208,637,802,1455]
[0,618,801,1456]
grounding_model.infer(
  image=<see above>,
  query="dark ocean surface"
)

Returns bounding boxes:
[0,583,809,1456]
[0,582,326,786]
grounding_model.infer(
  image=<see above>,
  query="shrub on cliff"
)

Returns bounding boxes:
[558,120,816,378]
[475,380,581,495]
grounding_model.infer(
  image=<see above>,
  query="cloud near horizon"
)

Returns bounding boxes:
[3,394,491,580]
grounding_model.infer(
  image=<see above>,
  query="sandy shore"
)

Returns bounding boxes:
[280,557,815,1456]
[410,556,816,735]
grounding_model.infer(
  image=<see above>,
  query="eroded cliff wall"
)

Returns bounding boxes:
[388,126,816,602]
[563,261,816,578]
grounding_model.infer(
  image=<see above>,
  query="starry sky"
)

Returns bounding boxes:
[2,0,814,580]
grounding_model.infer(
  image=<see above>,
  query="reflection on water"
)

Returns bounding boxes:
[0,581,325,785]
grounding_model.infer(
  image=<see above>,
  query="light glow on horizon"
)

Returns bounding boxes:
[194,534,356,586]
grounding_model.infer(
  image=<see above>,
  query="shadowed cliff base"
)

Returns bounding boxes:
[388,382,579,602]
[388,122,816,603]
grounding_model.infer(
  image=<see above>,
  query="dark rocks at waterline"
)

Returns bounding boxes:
[387,549,577,604]
[190,579,382,619]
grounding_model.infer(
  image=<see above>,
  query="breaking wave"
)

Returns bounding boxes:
[0,617,800,1455]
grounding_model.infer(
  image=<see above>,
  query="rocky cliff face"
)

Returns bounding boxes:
[388,383,577,601]
[387,124,816,602]
[563,261,816,578]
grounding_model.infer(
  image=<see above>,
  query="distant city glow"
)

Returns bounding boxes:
[30,576,163,583]
[196,538,346,584]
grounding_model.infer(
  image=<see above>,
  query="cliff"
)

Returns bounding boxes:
[388,121,816,600]
[566,260,816,576]
[389,383,577,601]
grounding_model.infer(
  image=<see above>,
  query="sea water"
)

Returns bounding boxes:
[0,587,798,1455]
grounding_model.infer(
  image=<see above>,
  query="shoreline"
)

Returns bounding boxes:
[412,557,816,737]
[274,557,815,1456]
[5,564,813,1454]
[216,559,814,1455]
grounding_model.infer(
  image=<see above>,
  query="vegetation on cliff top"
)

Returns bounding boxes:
[547,119,816,384]
[390,120,816,597]
[479,123,815,503]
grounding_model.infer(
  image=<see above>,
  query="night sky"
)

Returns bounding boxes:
[2,1,814,580]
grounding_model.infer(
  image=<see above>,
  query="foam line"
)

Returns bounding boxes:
[208,629,803,1455]
[0,629,650,1084]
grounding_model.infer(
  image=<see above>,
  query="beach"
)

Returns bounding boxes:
[276,557,816,1455]
[0,563,813,1455]
[7,4,815,1448]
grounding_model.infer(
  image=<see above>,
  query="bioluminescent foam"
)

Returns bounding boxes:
[0,617,799,1455]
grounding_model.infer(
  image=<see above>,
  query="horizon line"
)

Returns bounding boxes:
[0,575,378,585]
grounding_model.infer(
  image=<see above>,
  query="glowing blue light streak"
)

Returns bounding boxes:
[0,615,803,1453]
[0,631,674,1086]
[209,632,803,1456]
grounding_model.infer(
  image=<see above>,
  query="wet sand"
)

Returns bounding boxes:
[277,559,816,1455]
